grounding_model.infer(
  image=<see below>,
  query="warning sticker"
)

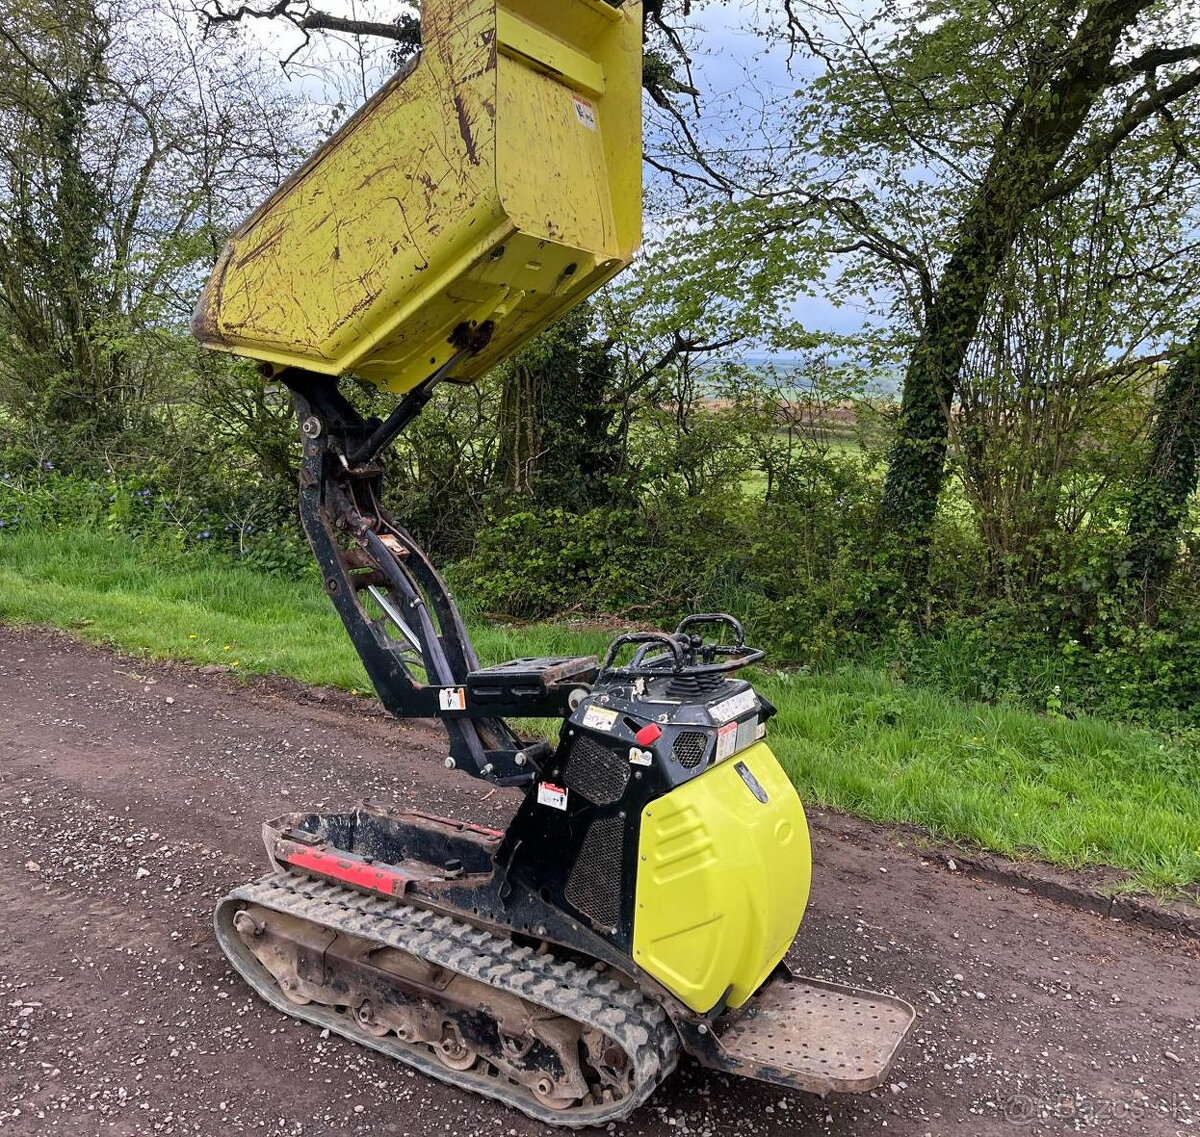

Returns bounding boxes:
[628,747,653,767]
[715,721,738,762]
[710,688,757,724]
[438,687,466,711]
[582,705,618,732]
[537,782,569,810]
[572,95,597,131]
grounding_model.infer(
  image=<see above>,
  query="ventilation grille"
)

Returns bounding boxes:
[566,815,625,929]
[563,734,630,805]
[672,731,709,769]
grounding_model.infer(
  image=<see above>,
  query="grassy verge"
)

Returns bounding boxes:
[2,527,1197,895]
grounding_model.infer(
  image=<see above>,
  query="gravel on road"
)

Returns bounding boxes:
[1,625,1196,1137]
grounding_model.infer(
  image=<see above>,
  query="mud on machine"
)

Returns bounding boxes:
[191,0,915,1122]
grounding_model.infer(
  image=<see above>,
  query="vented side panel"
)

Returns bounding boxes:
[672,731,708,769]
[565,815,625,929]
[563,735,630,804]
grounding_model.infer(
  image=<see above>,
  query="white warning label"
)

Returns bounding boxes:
[537,782,569,811]
[710,689,757,724]
[573,95,597,131]
[715,721,738,762]
[582,705,618,732]
[438,687,466,711]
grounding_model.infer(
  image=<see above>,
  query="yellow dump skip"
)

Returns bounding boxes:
[192,0,642,393]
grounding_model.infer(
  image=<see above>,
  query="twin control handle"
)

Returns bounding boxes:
[597,613,763,679]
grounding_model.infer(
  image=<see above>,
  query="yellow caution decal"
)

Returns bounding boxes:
[633,742,812,1013]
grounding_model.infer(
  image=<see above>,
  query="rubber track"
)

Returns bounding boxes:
[214,873,680,1127]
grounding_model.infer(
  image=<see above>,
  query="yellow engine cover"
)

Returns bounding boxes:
[633,743,812,1013]
[192,0,642,393]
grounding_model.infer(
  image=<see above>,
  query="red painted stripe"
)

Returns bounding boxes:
[281,845,408,897]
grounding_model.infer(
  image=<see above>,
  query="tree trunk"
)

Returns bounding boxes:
[496,362,542,496]
[1125,321,1200,623]
[878,240,996,577]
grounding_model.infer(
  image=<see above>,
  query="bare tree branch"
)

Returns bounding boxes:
[200,0,419,47]
[1107,42,1200,83]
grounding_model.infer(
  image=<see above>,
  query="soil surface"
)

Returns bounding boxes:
[1,624,1196,1137]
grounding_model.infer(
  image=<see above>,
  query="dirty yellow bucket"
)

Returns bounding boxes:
[193,0,643,393]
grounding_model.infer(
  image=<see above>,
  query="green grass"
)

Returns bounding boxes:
[0,528,372,689]
[2,526,1198,896]
[763,670,1200,894]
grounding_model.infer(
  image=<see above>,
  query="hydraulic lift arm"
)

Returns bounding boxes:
[282,360,593,785]
[194,0,643,782]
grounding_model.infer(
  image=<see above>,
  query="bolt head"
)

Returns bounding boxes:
[300,415,322,438]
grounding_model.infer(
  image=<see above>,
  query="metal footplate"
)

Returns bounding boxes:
[683,967,916,1095]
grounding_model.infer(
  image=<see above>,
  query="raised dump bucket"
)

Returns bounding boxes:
[193,0,642,393]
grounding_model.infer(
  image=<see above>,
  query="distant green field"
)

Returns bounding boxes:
[2,527,1197,896]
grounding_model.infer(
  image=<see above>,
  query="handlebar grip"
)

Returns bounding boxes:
[598,632,684,674]
[674,612,745,649]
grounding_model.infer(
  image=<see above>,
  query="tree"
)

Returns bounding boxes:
[493,307,629,510]
[0,0,306,459]
[1125,321,1200,622]
[951,152,1195,598]
[0,0,110,437]
[641,0,1200,598]
[491,280,750,511]
[868,0,1200,580]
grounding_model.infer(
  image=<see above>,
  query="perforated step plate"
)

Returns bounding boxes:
[714,974,915,1094]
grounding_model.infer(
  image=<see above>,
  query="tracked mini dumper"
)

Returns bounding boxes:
[193,0,916,1123]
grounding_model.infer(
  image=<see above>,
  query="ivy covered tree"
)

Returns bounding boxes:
[0,0,109,439]
[493,307,627,511]
[1126,322,1200,622]
[859,0,1200,588]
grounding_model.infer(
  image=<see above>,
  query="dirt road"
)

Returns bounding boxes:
[0,625,1196,1136]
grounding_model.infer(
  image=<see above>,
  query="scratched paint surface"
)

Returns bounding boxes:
[193,0,643,394]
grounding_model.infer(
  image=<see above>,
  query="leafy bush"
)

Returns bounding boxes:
[448,508,654,617]
[870,601,1200,736]
[0,460,311,579]
[4,402,1198,740]
[712,452,895,664]
[0,467,110,530]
